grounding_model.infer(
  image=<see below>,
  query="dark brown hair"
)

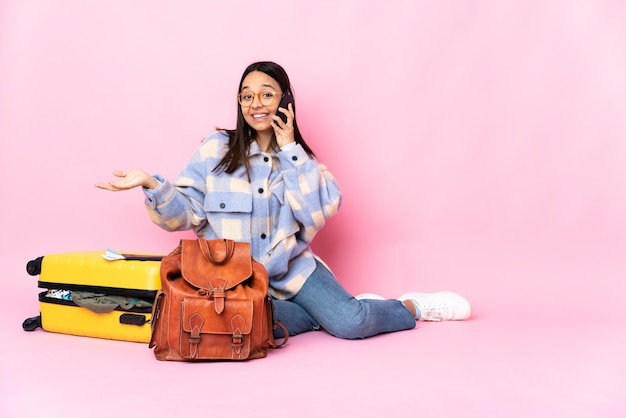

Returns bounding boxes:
[214,61,315,179]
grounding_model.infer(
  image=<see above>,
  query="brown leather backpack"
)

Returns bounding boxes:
[149,239,287,361]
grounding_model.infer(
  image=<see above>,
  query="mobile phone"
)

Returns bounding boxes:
[275,89,294,124]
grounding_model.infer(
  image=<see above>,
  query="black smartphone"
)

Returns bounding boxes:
[275,89,294,124]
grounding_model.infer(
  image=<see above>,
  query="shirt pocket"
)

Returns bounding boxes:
[205,191,252,213]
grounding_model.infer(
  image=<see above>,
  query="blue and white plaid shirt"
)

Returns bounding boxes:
[144,130,342,299]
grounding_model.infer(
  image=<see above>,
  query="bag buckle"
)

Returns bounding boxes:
[208,279,228,314]
[230,314,245,358]
[187,312,205,359]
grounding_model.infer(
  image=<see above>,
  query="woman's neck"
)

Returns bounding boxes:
[256,132,274,153]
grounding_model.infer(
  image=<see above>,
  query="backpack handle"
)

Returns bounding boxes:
[199,239,235,265]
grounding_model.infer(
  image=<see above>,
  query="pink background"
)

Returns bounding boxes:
[1,1,625,417]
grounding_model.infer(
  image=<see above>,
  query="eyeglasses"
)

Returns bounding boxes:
[237,89,277,107]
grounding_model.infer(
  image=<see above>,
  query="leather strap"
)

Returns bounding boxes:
[266,294,288,348]
[148,291,166,349]
[230,314,246,358]
[271,321,289,348]
[199,239,235,265]
[188,312,205,359]
[208,278,228,314]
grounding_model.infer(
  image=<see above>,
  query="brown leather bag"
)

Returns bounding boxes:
[149,239,287,361]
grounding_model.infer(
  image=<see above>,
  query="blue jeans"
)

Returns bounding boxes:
[273,260,416,339]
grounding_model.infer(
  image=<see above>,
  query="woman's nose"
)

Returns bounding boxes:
[252,95,263,107]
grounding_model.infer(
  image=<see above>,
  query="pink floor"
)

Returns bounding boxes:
[2,1,626,416]
[2,250,625,418]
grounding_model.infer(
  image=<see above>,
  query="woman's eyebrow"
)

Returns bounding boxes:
[241,83,276,91]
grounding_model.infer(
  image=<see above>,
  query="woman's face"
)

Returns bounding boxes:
[239,71,283,136]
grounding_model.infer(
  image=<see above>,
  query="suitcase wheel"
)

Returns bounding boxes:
[26,257,44,276]
[22,316,42,331]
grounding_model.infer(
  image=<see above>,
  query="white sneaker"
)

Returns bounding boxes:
[355,293,385,300]
[398,291,471,321]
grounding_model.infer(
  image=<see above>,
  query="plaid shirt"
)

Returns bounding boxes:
[144,130,342,299]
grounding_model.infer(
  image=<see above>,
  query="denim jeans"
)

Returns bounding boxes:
[272,259,416,339]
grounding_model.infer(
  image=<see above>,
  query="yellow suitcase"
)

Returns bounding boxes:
[23,251,163,343]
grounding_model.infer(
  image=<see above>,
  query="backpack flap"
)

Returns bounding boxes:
[180,296,254,360]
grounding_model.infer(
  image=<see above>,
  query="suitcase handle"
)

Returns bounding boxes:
[119,314,147,326]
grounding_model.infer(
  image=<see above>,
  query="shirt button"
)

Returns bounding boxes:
[264,157,269,162]
[258,188,264,194]
[219,203,226,209]
[292,156,298,161]
[260,233,267,239]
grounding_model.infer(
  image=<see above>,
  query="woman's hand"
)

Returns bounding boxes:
[272,103,295,148]
[95,170,157,191]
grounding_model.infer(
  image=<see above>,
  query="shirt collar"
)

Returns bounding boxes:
[249,140,277,158]
[249,140,262,156]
